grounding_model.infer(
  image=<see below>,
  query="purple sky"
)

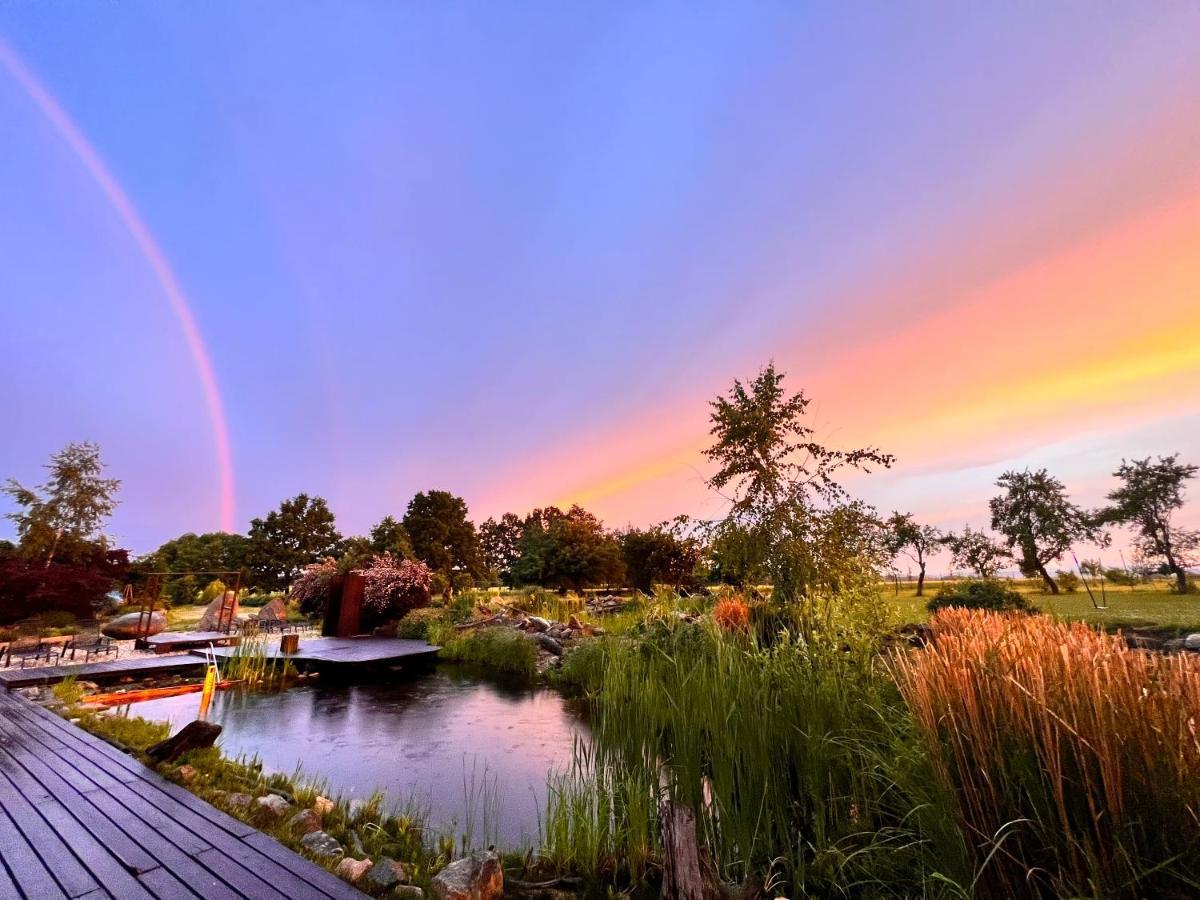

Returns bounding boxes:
[2,4,1199,564]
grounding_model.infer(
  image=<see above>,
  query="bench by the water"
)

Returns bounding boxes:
[0,691,366,899]
[198,636,440,669]
[0,655,208,690]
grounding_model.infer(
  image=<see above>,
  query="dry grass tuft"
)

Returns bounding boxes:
[892,608,1200,898]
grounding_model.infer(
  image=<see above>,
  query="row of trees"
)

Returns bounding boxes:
[886,456,1199,595]
[4,368,1196,619]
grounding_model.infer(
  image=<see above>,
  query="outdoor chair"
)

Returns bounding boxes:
[4,636,61,668]
[65,621,119,662]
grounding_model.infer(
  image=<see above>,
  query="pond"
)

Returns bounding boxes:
[115,666,590,847]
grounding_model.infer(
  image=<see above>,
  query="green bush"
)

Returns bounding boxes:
[395,607,448,640]
[1104,568,1141,587]
[927,579,1031,613]
[1056,571,1080,593]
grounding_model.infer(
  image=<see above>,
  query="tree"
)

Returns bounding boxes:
[369,516,414,560]
[137,531,250,603]
[704,363,893,604]
[511,505,625,592]
[1100,455,1199,594]
[0,547,128,624]
[944,526,1010,579]
[247,494,342,591]
[402,490,483,598]
[619,519,704,593]
[478,513,524,585]
[989,469,1099,594]
[884,512,942,597]
[3,442,120,566]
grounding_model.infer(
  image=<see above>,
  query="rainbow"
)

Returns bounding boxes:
[0,39,236,532]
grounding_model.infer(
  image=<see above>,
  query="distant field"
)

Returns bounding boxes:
[885,579,1200,633]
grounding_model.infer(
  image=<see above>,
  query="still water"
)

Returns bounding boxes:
[117,666,589,847]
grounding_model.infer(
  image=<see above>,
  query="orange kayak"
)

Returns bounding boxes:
[84,680,243,707]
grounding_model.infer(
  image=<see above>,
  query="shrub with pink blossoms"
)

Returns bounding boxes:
[290,557,341,615]
[362,554,433,619]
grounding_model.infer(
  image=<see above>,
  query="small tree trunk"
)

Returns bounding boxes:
[659,799,706,900]
[1038,561,1059,595]
[916,563,926,597]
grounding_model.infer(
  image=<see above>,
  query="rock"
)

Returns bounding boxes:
[102,611,165,639]
[225,792,252,812]
[1164,638,1186,652]
[547,626,569,640]
[394,887,425,900]
[430,851,503,900]
[366,858,409,890]
[287,808,322,836]
[312,795,335,817]
[334,857,372,882]
[257,596,289,624]
[300,830,343,858]
[254,793,293,822]
[199,591,239,632]
[533,634,563,656]
[567,615,584,631]
[1183,633,1200,651]
[177,764,198,783]
[348,828,366,857]
[347,797,368,820]
[526,616,552,633]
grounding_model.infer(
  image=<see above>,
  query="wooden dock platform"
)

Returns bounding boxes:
[0,656,207,691]
[0,691,365,898]
[144,632,241,654]
[199,636,440,669]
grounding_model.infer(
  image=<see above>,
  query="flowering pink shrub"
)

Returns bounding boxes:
[290,557,341,615]
[362,554,433,618]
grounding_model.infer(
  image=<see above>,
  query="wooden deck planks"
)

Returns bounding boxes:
[0,693,366,899]
[0,655,207,690]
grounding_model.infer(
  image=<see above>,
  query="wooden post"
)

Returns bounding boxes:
[659,799,707,900]
[280,633,299,654]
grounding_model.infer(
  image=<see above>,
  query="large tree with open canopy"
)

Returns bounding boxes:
[247,494,343,590]
[1100,454,1198,594]
[989,469,1100,594]
[3,441,120,567]
[704,362,893,605]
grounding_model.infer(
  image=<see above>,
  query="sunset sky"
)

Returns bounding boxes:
[2,4,1199,564]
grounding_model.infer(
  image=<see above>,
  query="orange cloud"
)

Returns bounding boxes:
[481,189,1200,525]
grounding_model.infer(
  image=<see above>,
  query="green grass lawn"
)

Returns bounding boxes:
[884,579,1200,633]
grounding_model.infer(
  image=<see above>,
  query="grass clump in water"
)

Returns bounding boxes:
[434,625,538,680]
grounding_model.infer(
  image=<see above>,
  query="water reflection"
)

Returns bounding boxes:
[120,665,590,847]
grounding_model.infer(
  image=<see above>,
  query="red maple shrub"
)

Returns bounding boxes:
[0,549,129,624]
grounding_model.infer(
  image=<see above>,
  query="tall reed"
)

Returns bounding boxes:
[546,600,952,895]
[892,608,1200,898]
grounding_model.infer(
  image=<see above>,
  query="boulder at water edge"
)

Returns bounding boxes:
[430,851,503,900]
[300,830,342,858]
[199,591,239,631]
[257,597,289,624]
[102,611,165,639]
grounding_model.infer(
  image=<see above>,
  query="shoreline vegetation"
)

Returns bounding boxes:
[46,577,1200,899]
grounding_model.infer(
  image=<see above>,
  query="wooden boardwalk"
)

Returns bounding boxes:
[201,636,439,668]
[0,656,208,691]
[0,692,366,899]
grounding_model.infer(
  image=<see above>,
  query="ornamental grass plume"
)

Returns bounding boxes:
[891,608,1200,898]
